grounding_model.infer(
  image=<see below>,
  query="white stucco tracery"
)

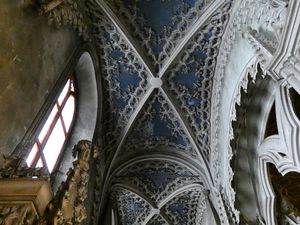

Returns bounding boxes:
[211,0,300,224]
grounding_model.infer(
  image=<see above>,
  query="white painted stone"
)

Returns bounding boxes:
[150,77,163,88]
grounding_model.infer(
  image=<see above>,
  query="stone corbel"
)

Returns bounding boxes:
[40,0,63,13]
[0,156,52,225]
[38,0,89,40]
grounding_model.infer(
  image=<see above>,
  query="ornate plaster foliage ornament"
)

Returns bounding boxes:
[209,1,290,223]
[105,0,214,72]
[36,140,97,225]
[111,187,152,225]
[87,3,151,153]
[0,154,48,179]
[166,2,232,157]
[113,160,201,203]
[163,188,206,225]
[110,183,207,225]
[38,0,90,39]
[211,0,300,224]
[121,89,197,158]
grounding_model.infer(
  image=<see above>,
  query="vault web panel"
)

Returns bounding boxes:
[111,187,152,225]
[162,189,206,225]
[87,3,151,151]
[121,89,197,157]
[116,160,201,203]
[165,2,231,157]
[106,0,213,72]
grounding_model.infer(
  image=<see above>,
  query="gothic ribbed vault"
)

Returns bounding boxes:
[86,0,232,224]
[3,0,300,224]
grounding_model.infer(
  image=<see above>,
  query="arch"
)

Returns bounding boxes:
[107,153,220,225]
[52,51,98,189]
[229,62,300,224]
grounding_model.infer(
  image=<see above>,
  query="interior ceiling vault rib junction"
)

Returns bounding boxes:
[86,0,232,224]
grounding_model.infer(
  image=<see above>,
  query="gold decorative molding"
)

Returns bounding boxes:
[0,140,96,225]
[37,140,96,225]
[0,203,36,225]
[0,153,52,225]
[0,179,52,225]
[0,155,48,179]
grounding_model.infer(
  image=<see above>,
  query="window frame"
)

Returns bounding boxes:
[12,48,82,176]
[26,77,77,173]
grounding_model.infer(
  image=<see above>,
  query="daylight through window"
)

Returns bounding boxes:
[26,78,76,173]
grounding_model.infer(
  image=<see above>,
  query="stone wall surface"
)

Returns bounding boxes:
[0,0,80,159]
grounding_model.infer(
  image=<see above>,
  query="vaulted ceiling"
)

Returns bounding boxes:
[86,0,233,224]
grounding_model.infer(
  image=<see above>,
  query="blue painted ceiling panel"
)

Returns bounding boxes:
[106,0,213,71]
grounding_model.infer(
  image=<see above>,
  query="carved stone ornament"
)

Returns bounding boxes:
[0,204,37,225]
[36,140,97,225]
[227,17,300,224]
[0,155,48,179]
[38,0,89,40]
[0,140,97,225]
[212,0,289,187]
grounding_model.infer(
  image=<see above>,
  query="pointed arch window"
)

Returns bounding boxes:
[26,78,76,173]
